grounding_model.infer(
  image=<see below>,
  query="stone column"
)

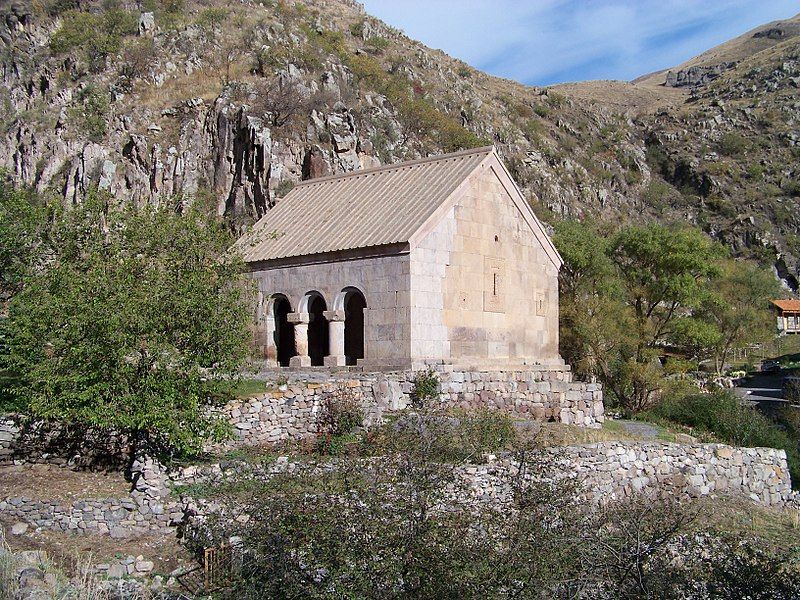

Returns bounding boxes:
[287,312,311,367]
[264,313,278,367]
[323,310,346,367]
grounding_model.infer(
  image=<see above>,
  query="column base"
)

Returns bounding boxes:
[289,355,311,367]
[323,355,347,367]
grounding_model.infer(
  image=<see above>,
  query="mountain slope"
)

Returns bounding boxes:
[1,1,799,287]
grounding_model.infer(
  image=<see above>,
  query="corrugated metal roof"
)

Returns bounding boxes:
[236,146,494,263]
[772,299,800,312]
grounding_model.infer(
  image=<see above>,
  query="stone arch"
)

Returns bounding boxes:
[336,287,367,366]
[271,294,295,367]
[302,290,329,367]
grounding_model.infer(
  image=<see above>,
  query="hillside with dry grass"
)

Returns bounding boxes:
[2,1,800,285]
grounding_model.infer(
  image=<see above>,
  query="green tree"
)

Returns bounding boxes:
[556,221,728,413]
[0,178,48,299]
[690,260,779,374]
[2,190,252,458]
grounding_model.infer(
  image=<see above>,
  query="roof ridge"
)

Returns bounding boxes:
[291,145,495,188]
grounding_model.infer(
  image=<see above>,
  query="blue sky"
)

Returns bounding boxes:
[360,1,800,85]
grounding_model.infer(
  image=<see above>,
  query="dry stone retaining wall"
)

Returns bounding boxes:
[550,442,792,505]
[443,442,793,506]
[0,457,183,538]
[222,368,604,447]
[0,440,793,538]
[0,415,129,469]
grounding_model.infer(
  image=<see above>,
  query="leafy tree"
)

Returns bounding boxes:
[556,221,729,413]
[692,260,780,374]
[0,178,48,299]
[2,190,252,458]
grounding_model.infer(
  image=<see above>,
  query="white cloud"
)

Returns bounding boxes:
[361,0,800,84]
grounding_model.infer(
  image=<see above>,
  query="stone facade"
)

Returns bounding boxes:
[221,368,604,446]
[410,166,561,366]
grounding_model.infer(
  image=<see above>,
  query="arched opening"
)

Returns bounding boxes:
[307,294,329,366]
[343,288,367,366]
[273,296,295,367]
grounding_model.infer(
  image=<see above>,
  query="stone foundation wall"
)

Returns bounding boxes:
[223,368,604,447]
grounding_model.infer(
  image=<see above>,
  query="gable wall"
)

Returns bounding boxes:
[410,165,561,365]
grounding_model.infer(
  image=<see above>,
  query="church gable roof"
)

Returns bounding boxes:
[236,146,494,263]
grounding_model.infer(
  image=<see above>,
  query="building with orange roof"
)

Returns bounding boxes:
[771,299,800,334]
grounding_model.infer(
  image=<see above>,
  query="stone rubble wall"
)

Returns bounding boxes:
[171,441,793,508]
[550,442,793,506]
[222,368,604,447]
[0,415,129,469]
[457,442,793,507]
[0,440,793,538]
[0,456,183,538]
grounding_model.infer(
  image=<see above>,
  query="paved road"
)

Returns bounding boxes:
[732,373,800,422]
[732,373,786,403]
[615,420,663,440]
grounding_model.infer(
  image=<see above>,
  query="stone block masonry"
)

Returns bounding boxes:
[220,367,604,447]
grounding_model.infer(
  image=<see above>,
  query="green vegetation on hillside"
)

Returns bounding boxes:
[647,390,800,483]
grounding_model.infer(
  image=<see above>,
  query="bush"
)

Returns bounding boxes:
[458,409,517,454]
[196,7,228,31]
[718,133,750,157]
[319,387,364,437]
[189,440,800,599]
[411,368,439,406]
[315,386,364,456]
[365,36,389,52]
[650,390,799,484]
[70,85,109,142]
[50,9,138,69]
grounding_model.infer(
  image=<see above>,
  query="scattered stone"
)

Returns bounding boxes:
[138,12,155,35]
[10,522,29,535]
[135,560,154,573]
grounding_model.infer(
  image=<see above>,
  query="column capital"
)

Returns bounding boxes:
[323,310,346,322]
[286,312,310,324]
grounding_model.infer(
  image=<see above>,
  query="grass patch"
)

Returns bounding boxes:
[172,478,266,499]
[224,378,267,398]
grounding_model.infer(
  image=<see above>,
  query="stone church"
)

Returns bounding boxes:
[236,146,564,370]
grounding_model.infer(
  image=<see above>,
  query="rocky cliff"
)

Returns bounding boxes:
[2,1,800,286]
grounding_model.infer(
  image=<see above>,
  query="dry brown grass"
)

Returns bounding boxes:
[697,496,800,553]
[0,464,130,503]
[1,519,192,581]
[532,421,640,447]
